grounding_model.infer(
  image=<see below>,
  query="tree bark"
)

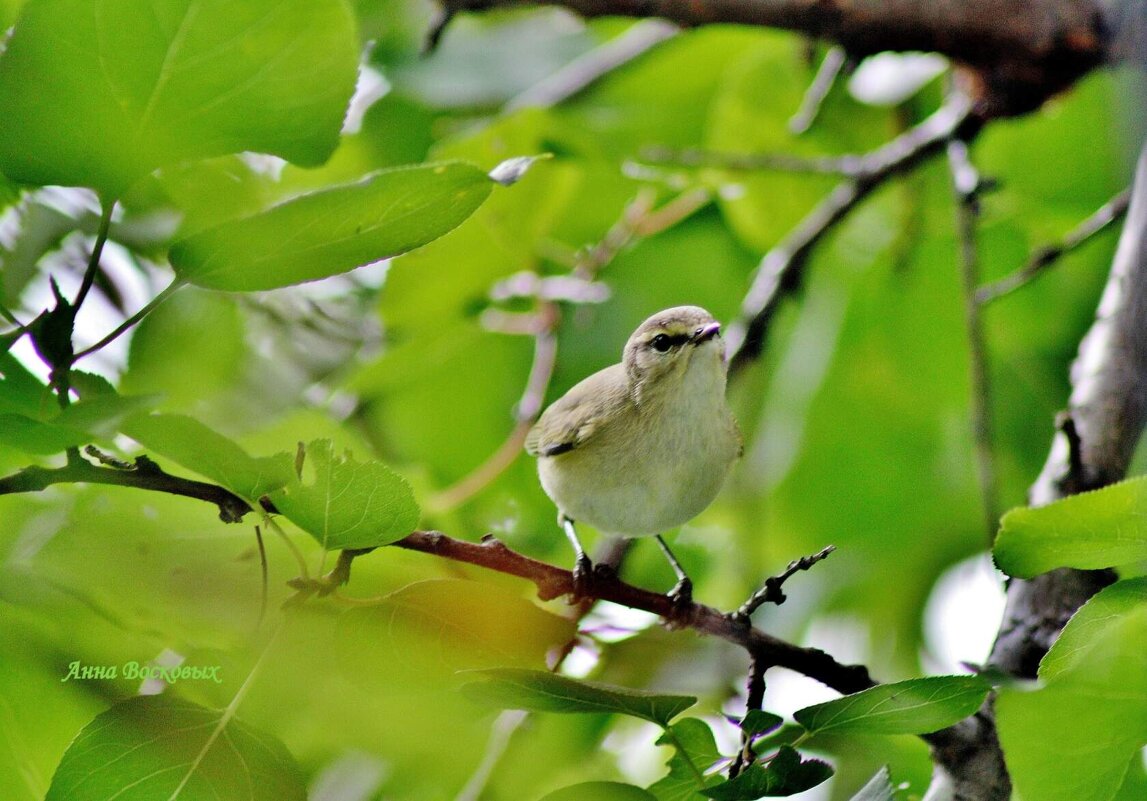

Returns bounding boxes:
[439,0,1141,114]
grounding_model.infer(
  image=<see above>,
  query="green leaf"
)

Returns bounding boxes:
[541,782,659,801]
[996,605,1147,801]
[269,439,420,549]
[793,676,990,736]
[648,718,723,801]
[461,668,696,727]
[168,162,496,291]
[848,767,894,801]
[121,413,293,502]
[1040,577,1147,680]
[336,580,577,682]
[701,746,832,799]
[0,352,51,416]
[741,710,784,738]
[994,478,1147,577]
[0,0,357,196]
[45,695,306,801]
[1,394,155,454]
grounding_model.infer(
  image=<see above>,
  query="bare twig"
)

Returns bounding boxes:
[733,545,836,620]
[72,200,115,312]
[730,656,768,779]
[948,137,1000,543]
[975,187,1132,304]
[789,46,850,135]
[638,146,866,177]
[726,93,976,372]
[506,19,678,111]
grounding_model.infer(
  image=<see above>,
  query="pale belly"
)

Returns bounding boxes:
[537,411,739,536]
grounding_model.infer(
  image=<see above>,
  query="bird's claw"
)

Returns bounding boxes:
[667,577,694,612]
[570,553,595,600]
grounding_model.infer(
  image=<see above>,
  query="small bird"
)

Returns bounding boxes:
[526,306,742,604]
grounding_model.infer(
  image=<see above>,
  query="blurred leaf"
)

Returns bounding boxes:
[848,767,894,801]
[649,717,723,801]
[994,478,1147,578]
[270,438,420,549]
[45,695,306,800]
[1,394,154,454]
[996,605,1147,801]
[462,668,696,726]
[122,413,293,502]
[1040,577,1147,680]
[741,710,784,738]
[120,289,246,411]
[701,746,832,799]
[0,352,53,416]
[542,782,659,801]
[169,162,497,291]
[0,0,357,196]
[794,676,990,736]
[337,579,576,681]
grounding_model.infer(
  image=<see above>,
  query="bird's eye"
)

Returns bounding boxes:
[649,334,681,353]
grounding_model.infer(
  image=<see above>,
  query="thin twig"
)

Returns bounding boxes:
[975,187,1132,304]
[730,656,767,779]
[506,19,678,111]
[73,280,184,361]
[789,46,850,135]
[948,137,1000,543]
[72,200,115,312]
[726,93,977,372]
[734,545,836,620]
[639,146,866,177]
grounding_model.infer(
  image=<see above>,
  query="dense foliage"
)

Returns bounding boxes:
[1,1,1146,799]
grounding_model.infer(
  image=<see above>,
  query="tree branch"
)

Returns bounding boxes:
[0,454,252,523]
[441,0,1114,115]
[975,187,1132,305]
[725,92,976,372]
[391,530,875,695]
[927,139,1147,801]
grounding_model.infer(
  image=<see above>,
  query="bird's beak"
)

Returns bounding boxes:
[692,322,721,344]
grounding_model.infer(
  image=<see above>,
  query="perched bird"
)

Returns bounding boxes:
[526,306,742,604]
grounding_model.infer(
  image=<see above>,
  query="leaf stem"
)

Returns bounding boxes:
[73,279,184,362]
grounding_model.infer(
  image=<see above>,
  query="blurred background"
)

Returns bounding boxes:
[2,2,1145,799]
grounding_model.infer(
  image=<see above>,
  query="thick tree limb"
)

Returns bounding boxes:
[925,141,1147,801]
[440,0,1120,115]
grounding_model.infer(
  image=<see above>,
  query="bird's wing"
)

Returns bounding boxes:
[525,364,628,457]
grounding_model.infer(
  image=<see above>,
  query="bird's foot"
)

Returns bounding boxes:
[570,552,595,600]
[667,577,694,614]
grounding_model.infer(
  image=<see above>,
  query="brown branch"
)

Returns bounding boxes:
[392,530,875,695]
[440,0,1114,116]
[0,454,252,523]
[726,92,976,373]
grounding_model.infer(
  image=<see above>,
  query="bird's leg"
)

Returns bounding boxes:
[560,515,594,597]
[655,534,693,609]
